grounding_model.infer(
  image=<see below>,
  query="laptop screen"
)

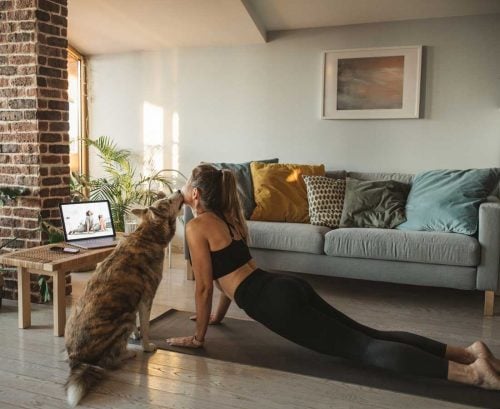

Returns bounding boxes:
[60,200,116,242]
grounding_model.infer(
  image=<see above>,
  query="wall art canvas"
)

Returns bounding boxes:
[322,46,422,119]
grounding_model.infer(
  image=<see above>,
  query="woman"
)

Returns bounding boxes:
[85,210,95,233]
[167,164,500,390]
[98,214,106,231]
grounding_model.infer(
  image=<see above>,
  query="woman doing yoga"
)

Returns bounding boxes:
[166,164,500,390]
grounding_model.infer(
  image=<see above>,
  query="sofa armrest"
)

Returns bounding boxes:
[183,206,194,261]
[477,202,500,291]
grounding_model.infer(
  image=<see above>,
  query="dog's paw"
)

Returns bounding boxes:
[143,342,157,353]
[130,329,141,341]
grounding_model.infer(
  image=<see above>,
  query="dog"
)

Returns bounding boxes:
[64,190,184,407]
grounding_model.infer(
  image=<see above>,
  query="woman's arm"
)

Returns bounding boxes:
[189,221,214,342]
[167,220,213,347]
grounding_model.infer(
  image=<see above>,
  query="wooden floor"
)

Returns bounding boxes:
[0,252,499,409]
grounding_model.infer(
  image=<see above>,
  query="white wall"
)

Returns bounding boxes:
[88,13,500,179]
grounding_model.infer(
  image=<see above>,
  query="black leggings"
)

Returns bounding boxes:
[234,269,449,379]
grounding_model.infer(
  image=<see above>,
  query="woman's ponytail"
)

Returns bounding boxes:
[220,169,248,241]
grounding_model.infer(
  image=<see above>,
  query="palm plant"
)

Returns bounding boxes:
[71,136,186,231]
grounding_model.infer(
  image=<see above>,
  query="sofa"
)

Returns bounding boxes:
[184,170,500,316]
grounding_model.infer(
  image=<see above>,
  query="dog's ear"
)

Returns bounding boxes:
[130,207,148,218]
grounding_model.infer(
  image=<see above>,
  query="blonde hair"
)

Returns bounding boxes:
[190,164,248,240]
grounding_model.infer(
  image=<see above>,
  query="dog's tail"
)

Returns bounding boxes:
[65,360,105,407]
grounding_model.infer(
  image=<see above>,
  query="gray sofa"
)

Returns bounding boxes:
[184,171,500,316]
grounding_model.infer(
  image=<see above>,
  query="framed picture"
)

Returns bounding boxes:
[322,46,422,119]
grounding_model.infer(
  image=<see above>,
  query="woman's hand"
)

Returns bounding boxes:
[166,335,204,348]
[189,314,222,325]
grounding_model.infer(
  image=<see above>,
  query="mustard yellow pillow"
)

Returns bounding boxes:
[250,163,326,223]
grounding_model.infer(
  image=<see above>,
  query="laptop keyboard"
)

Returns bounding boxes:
[72,238,118,247]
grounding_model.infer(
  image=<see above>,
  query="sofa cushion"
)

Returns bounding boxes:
[303,175,346,228]
[248,220,331,255]
[324,228,480,266]
[397,168,499,235]
[250,162,325,223]
[339,178,410,229]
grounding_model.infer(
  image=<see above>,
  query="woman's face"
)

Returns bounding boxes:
[181,177,194,206]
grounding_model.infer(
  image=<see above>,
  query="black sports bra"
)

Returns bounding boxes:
[210,219,252,280]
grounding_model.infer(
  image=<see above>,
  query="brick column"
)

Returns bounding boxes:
[0,0,70,248]
[0,0,71,302]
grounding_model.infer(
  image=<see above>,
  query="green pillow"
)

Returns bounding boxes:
[340,178,411,228]
[211,159,279,219]
[397,168,499,235]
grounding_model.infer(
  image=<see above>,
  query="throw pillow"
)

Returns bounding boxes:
[340,178,411,228]
[303,175,346,228]
[211,158,279,219]
[397,168,499,235]
[250,163,326,223]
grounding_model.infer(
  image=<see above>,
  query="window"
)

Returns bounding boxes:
[68,46,88,175]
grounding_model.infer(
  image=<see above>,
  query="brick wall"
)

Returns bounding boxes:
[0,0,71,302]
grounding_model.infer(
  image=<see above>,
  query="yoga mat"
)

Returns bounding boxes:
[131,309,500,408]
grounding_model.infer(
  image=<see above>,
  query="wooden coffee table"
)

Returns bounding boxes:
[0,244,115,336]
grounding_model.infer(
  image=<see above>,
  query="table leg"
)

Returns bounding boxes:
[17,267,31,329]
[484,290,495,317]
[53,270,66,337]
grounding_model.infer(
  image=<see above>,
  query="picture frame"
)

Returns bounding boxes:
[322,46,422,119]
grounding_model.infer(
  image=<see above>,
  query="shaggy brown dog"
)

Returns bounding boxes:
[64,191,183,407]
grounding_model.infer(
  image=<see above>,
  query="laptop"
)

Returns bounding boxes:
[59,200,120,249]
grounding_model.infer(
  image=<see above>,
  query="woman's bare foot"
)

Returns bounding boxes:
[469,358,500,390]
[467,341,500,373]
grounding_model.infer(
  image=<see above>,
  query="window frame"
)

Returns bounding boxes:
[68,45,89,177]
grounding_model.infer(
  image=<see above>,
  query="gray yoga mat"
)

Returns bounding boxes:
[132,309,500,408]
